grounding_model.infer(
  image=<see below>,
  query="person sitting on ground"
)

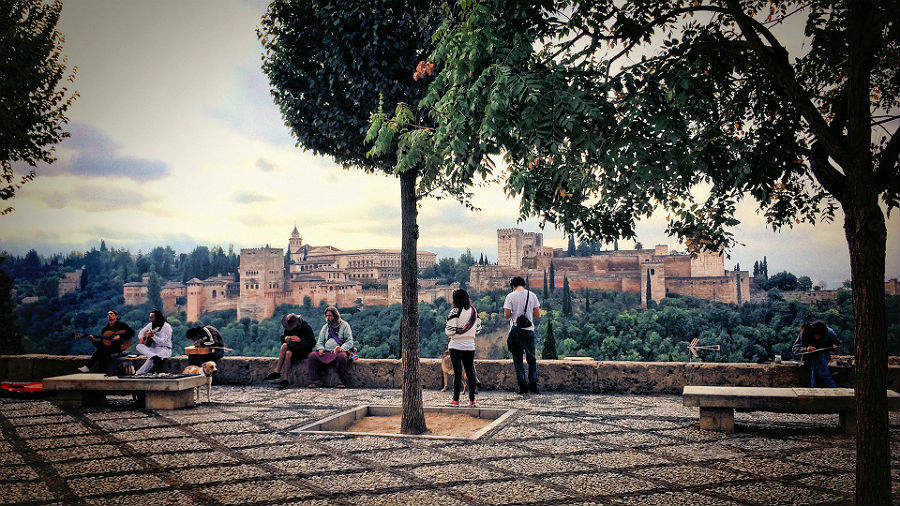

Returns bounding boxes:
[306,306,354,388]
[135,309,173,374]
[185,324,227,366]
[791,320,841,388]
[445,288,482,407]
[79,310,135,373]
[266,313,316,389]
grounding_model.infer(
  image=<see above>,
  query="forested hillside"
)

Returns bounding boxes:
[4,247,900,361]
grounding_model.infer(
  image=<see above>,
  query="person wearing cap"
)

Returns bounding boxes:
[306,306,354,388]
[266,313,315,389]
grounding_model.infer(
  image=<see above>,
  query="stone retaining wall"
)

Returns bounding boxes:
[4,354,900,394]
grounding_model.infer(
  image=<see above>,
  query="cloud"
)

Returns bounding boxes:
[233,191,273,204]
[34,185,150,212]
[256,158,277,172]
[39,123,171,181]
[207,65,295,146]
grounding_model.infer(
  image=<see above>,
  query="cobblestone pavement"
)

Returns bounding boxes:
[2,386,899,505]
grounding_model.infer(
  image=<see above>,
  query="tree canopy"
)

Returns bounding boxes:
[0,0,78,215]
[372,1,896,501]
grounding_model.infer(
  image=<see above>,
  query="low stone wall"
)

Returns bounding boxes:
[4,354,900,394]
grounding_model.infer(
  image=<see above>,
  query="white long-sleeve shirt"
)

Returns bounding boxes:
[445,307,481,351]
[137,322,173,350]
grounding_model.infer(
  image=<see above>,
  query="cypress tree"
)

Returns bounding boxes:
[542,270,549,299]
[567,235,576,256]
[585,288,590,312]
[562,276,572,316]
[549,262,556,292]
[542,320,557,360]
[762,256,768,278]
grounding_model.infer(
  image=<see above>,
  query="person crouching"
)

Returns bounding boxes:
[266,313,316,389]
[306,306,353,388]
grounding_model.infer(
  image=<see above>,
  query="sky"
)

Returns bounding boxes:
[0,0,897,288]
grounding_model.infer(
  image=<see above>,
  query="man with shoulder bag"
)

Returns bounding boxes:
[504,276,541,394]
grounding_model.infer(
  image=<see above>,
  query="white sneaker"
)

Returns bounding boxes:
[77,366,90,373]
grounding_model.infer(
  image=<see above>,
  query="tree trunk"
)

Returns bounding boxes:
[399,168,426,434]
[844,196,889,505]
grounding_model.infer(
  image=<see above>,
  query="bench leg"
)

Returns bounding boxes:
[839,410,856,435]
[144,390,195,410]
[699,407,734,433]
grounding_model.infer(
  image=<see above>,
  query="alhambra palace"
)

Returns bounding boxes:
[122,226,758,321]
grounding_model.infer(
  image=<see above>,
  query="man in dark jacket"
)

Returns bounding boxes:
[185,325,227,366]
[791,320,840,388]
[79,310,135,373]
[265,313,315,389]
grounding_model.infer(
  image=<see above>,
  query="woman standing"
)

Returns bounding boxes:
[135,309,173,374]
[444,289,481,406]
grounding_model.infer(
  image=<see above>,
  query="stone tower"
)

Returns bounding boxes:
[497,228,524,268]
[289,225,304,263]
[238,247,284,320]
[186,279,204,322]
[640,260,666,308]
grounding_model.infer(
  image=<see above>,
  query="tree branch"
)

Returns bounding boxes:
[723,0,850,171]
[876,132,899,190]
[808,141,847,203]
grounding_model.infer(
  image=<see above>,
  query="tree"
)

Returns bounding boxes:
[635,242,643,250]
[562,276,572,316]
[541,319,556,359]
[567,235,576,256]
[762,257,769,279]
[542,270,549,299]
[0,0,78,215]
[0,256,22,354]
[259,0,441,434]
[798,276,813,292]
[147,271,162,310]
[549,262,556,292]
[767,271,799,291]
[584,289,590,312]
[417,2,897,500]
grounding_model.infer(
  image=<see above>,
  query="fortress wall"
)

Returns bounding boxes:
[666,276,740,304]
[661,255,692,277]
[5,354,898,395]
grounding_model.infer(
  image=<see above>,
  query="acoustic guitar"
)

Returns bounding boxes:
[76,329,133,352]
[185,345,232,355]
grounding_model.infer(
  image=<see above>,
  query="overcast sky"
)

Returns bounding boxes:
[0,0,897,288]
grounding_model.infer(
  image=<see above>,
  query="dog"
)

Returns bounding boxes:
[182,361,217,403]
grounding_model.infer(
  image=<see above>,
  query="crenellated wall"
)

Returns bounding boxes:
[4,354,899,395]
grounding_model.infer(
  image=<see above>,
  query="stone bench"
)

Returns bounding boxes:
[682,385,900,434]
[43,373,207,409]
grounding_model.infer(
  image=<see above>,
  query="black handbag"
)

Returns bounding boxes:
[515,291,533,329]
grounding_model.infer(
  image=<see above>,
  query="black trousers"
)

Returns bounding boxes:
[85,342,118,373]
[450,349,476,402]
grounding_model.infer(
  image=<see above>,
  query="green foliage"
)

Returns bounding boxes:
[561,276,572,316]
[379,0,897,257]
[541,319,556,359]
[0,0,78,215]
[0,256,22,353]
[762,271,799,291]
[797,276,813,292]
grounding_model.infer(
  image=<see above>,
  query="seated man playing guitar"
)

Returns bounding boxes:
[135,309,173,374]
[78,310,135,373]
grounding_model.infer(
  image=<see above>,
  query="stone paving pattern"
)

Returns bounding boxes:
[1,386,899,505]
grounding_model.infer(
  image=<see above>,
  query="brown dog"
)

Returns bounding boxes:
[441,349,481,393]
[182,361,217,403]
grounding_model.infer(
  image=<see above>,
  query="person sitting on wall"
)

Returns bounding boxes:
[791,320,841,388]
[185,324,227,366]
[265,313,316,389]
[78,310,135,373]
[135,309,173,374]
[306,306,354,388]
